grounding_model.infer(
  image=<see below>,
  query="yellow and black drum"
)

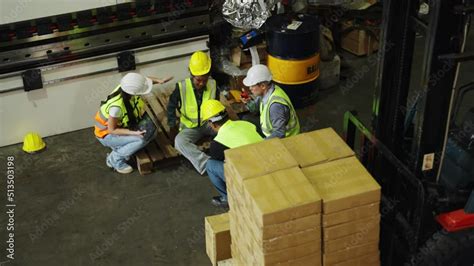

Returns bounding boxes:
[265,14,320,108]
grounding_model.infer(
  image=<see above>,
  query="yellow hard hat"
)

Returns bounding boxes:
[22,132,46,153]
[201,100,226,122]
[189,51,211,76]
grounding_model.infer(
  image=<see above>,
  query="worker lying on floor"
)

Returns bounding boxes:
[95,73,172,174]
[167,51,218,175]
[201,99,263,207]
[242,64,300,138]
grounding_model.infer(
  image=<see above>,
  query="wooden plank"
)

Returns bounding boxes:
[136,150,153,175]
[142,95,171,135]
[155,131,179,158]
[147,140,165,162]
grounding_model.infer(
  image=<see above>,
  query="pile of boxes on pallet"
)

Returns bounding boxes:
[205,128,381,265]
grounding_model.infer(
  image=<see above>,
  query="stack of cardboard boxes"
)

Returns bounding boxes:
[302,157,381,265]
[206,128,381,265]
[225,139,322,265]
[205,213,232,265]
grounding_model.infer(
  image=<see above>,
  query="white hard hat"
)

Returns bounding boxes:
[120,73,153,95]
[243,64,273,87]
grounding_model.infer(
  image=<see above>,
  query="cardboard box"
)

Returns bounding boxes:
[341,21,379,56]
[323,202,380,227]
[331,251,380,266]
[302,156,381,214]
[231,43,268,67]
[323,215,380,241]
[324,225,379,253]
[323,242,379,265]
[282,128,355,168]
[278,252,322,266]
[260,214,321,240]
[243,167,321,226]
[253,240,322,265]
[224,138,298,189]
[206,213,232,265]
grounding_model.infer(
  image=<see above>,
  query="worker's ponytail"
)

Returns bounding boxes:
[121,89,138,129]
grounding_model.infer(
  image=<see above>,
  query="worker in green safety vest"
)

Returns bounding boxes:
[167,51,219,175]
[242,64,300,138]
[95,73,172,174]
[201,99,263,207]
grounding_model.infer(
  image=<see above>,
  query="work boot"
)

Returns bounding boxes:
[211,196,228,208]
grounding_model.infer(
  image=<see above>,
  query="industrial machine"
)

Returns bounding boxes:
[343,0,474,265]
[0,0,210,147]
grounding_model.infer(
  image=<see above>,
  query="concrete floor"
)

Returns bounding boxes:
[0,51,374,266]
[1,32,472,264]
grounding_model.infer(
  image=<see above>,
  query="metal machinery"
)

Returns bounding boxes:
[0,0,210,146]
[343,0,474,265]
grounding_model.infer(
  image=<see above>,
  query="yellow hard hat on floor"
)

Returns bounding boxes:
[201,100,226,121]
[22,132,46,153]
[189,51,211,76]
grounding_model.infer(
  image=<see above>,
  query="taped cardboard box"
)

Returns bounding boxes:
[323,242,379,265]
[324,225,380,254]
[323,215,380,241]
[243,167,322,226]
[302,156,381,214]
[323,202,380,227]
[332,251,380,266]
[281,128,355,168]
[206,213,232,265]
[224,138,298,189]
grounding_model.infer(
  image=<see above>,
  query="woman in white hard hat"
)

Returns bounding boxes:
[94,73,172,174]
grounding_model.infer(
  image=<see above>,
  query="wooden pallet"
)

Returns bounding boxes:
[136,88,180,175]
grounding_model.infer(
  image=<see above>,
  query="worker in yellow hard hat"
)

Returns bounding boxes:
[201,99,263,207]
[22,132,46,153]
[167,51,219,175]
[94,72,172,174]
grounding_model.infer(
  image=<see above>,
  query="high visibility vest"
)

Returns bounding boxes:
[260,85,300,138]
[178,78,216,130]
[214,120,263,149]
[94,85,145,138]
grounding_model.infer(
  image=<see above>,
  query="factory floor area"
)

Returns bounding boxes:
[0,51,374,266]
[2,29,474,264]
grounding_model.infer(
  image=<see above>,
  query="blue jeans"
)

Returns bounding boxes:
[97,117,156,170]
[206,159,226,200]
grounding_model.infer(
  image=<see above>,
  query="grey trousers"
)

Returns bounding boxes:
[174,125,215,175]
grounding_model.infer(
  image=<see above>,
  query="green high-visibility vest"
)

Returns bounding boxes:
[178,78,217,130]
[97,85,145,129]
[214,120,263,148]
[260,85,300,138]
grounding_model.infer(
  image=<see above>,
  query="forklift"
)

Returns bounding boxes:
[342,0,474,265]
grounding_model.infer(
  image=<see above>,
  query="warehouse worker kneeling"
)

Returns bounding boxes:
[94,73,172,174]
[242,64,300,138]
[202,99,263,207]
